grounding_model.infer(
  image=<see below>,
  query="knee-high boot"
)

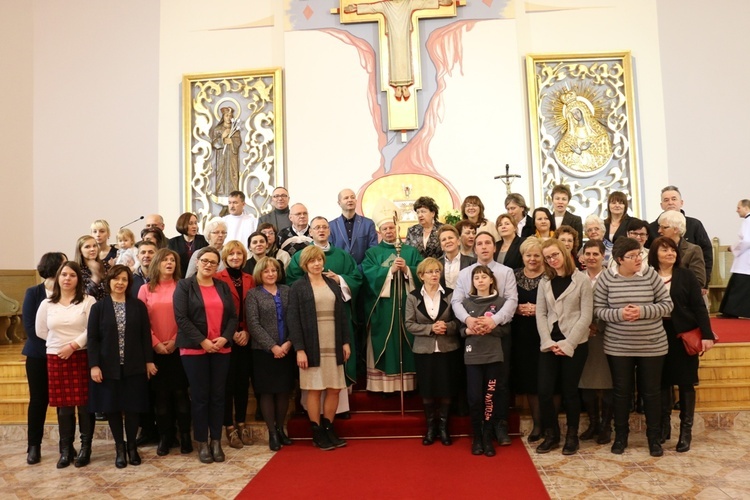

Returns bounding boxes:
[74,408,93,467]
[660,387,673,443]
[676,387,696,453]
[422,402,437,445]
[596,392,613,445]
[56,409,77,469]
[438,403,453,446]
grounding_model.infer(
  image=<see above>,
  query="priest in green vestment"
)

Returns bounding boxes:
[362,200,423,392]
[286,216,363,386]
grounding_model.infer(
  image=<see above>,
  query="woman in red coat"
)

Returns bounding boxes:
[215,240,256,448]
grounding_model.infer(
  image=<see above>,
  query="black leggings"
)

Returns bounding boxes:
[224,344,252,426]
[154,389,191,435]
[26,357,49,447]
[107,412,139,445]
[608,355,664,439]
[466,362,503,428]
[538,343,589,431]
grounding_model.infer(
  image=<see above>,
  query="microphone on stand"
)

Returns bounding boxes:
[120,215,144,229]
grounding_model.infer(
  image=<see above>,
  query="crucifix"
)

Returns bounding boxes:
[494,164,521,196]
[334,0,463,131]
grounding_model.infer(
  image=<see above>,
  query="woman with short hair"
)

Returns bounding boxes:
[405,196,443,259]
[247,257,295,451]
[174,247,238,464]
[257,222,292,269]
[494,214,523,270]
[657,210,707,288]
[505,193,535,238]
[532,207,556,241]
[461,195,498,241]
[594,237,673,457]
[168,212,208,277]
[185,219,228,277]
[88,265,156,468]
[215,241,256,449]
[288,245,351,451]
[140,227,168,250]
[405,257,460,446]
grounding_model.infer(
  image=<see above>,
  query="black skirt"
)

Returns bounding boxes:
[89,365,149,413]
[720,273,750,318]
[150,351,189,392]
[252,349,296,394]
[414,350,461,398]
[662,319,700,386]
[510,315,541,395]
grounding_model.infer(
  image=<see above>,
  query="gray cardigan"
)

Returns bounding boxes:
[404,287,460,354]
[536,271,593,357]
[245,285,291,352]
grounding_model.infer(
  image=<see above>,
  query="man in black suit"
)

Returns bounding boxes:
[647,185,712,289]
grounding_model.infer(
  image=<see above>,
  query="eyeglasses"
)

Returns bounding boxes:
[422,269,441,275]
[628,231,649,238]
[544,252,562,262]
[622,253,642,261]
[272,194,288,199]
[464,203,479,208]
[210,230,227,235]
[311,225,329,231]
[199,258,219,266]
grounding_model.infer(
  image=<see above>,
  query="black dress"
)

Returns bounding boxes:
[510,269,543,395]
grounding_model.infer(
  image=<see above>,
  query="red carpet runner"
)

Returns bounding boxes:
[237,438,549,499]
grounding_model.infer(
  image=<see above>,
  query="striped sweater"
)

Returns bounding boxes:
[593,267,673,357]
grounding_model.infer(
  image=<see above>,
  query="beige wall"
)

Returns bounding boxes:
[1,0,745,270]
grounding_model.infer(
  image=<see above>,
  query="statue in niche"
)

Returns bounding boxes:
[343,0,454,101]
[554,90,613,174]
[210,106,242,196]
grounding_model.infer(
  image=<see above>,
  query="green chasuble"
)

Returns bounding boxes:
[361,241,422,392]
[287,244,363,385]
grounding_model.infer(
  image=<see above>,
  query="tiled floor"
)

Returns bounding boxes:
[522,411,750,499]
[2,412,750,499]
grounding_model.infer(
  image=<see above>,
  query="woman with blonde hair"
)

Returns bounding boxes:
[90,219,118,266]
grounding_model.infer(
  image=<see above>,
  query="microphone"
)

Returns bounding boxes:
[120,216,144,229]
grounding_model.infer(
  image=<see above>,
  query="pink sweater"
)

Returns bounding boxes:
[137,281,178,347]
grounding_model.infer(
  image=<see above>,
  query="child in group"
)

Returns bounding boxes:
[115,228,139,272]
[461,265,510,458]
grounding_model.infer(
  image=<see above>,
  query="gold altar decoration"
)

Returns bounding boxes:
[526,52,640,219]
[335,0,461,131]
[182,69,284,226]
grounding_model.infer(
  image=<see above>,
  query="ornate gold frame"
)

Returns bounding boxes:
[182,68,284,226]
[526,52,640,219]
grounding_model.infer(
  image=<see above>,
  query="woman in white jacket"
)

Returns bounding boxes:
[535,239,593,455]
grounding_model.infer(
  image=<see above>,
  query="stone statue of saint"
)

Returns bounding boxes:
[554,91,613,173]
[210,106,242,196]
[344,0,454,101]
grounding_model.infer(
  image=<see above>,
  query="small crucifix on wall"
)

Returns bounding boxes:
[334,0,463,131]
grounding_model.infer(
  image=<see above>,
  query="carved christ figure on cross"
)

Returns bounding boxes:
[344,0,454,101]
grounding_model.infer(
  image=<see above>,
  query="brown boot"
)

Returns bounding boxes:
[237,422,253,446]
[226,426,243,449]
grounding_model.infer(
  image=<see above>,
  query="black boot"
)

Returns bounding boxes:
[210,439,225,462]
[321,417,346,448]
[648,437,664,457]
[676,389,695,453]
[197,441,213,464]
[157,434,171,456]
[422,403,437,446]
[74,410,92,468]
[579,390,600,440]
[311,422,335,451]
[114,442,127,468]
[268,429,281,451]
[562,426,579,455]
[535,426,560,454]
[276,426,293,446]
[494,420,511,446]
[27,445,41,465]
[597,395,613,445]
[127,442,142,465]
[482,423,496,457]
[611,429,628,454]
[180,432,193,454]
[56,410,76,469]
[660,388,673,443]
[438,404,452,446]
[471,423,484,456]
